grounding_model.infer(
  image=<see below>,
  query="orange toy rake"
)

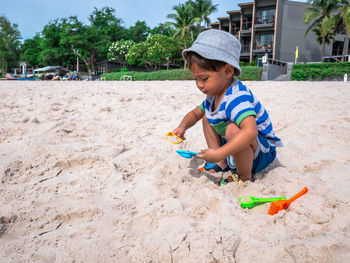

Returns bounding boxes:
[268,187,308,215]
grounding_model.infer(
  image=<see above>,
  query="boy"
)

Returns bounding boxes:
[173,29,283,182]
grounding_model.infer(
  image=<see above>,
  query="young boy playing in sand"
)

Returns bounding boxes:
[173,29,283,182]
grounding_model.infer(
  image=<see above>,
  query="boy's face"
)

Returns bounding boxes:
[190,62,234,97]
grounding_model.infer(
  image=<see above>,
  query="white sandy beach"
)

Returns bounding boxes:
[0,80,349,262]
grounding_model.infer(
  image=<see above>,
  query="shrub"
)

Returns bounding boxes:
[107,40,135,68]
[102,66,262,81]
[291,62,350,80]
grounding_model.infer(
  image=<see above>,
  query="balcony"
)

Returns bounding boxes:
[241,44,251,55]
[242,21,252,31]
[254,41,273,52]
[255,15,275,25]
[231,26,240,35]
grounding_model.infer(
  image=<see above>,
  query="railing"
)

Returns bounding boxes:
[332,47,350,56]
[255,15,275,25]
[231,27,240,34]
[241,44,251,53]
[242,21,252,30]
[324,55,350,62]
[255,41,273,50]
[336,26,345,35]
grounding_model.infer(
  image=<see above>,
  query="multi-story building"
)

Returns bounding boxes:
[210,0,349,63]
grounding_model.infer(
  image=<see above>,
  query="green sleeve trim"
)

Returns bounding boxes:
[236,110,256,126]
[199,103,205,112]
[210,121,227,136]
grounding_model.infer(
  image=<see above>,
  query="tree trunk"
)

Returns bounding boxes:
[89,53,96,75]
[183,32,187,69]
[342,30,349,62]
[321,37,325,62]
[72,48,90,74]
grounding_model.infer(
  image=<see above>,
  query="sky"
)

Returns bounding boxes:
[1,0,306,41]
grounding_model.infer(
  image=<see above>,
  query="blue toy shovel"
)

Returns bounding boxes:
[176,150,199,159]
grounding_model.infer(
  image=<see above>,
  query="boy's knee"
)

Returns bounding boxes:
[225,122,240,140]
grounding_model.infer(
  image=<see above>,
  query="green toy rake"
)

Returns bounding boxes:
[238,195,286,208]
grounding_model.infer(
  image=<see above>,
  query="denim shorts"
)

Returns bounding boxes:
[227,134,276,174]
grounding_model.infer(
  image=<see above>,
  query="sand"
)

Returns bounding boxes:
[0,80,349,262]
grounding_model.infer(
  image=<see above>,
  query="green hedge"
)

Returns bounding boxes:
[102,69,192,81]
[291,62,350,80]
[238,66,262,81]
[102,66,262,81]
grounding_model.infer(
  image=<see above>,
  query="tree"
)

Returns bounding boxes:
[127,21,150,42]
[144,34,179,70]
[126,42,148,67]
[89,6,127,43]
[0,15,21,72]
[40,18,72,67]
[150,23,176,37]
[126,34,179,70]
[20,34,43,67]
[335,0,350,61]
[303,0,338,61]
[191,0,218,28]
[107,39,135,67]
[88,7,127,62]
[167,2,200,49]
[60,7,127,74]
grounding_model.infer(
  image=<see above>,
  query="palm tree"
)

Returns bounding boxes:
[303,0,338,61]
[335,0,350,61]
[167,2,200,49]
[191,0,218,28]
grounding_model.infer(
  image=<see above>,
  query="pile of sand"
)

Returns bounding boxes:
[0,80,349,262]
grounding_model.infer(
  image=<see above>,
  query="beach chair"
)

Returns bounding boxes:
[120,75,132,81]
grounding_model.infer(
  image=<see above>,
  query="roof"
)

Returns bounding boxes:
[33,66,69,73]
[238,2,254,7]
[218,16,229,21]
[95,60,121,66]
[227,10,240,15]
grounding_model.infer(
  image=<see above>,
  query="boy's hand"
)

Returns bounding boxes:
[196,149,221,163]
[173,127,186,140]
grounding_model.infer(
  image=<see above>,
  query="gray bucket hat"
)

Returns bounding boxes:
[182,29,242,76]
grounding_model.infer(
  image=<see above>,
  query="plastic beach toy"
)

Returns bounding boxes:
[166,132,186,144]
[268,187,308,215]
[176,150,199,159]
[238,196,286,208]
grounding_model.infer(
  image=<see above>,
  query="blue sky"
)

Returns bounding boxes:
[0,0,305,41]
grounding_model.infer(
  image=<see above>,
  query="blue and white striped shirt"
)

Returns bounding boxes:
[200,80,283,147]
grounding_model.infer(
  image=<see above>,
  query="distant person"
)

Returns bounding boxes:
[172,30,283,182]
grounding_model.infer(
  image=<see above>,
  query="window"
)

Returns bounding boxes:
[256,9,275,24]
[257,34,274,49]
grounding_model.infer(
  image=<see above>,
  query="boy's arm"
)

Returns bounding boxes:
[173,106,204,139]
[197,116,258,162]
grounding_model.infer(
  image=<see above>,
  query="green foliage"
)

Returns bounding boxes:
[167,2,201,49]
[303,0,341,60]
[102,69,192,81]
[20,34,42,66]
[239,61,258,67]
[127,21,150,42]
[0,15,21,72]
[190,0,218,27]
[126,34,179,69]
[102,66,261,81]
[291,62,350,80]
[238,66,262,81]
[107,39,135,67]
[150,23,176,37]
[145,34,179,66]
[126,42,148,67]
